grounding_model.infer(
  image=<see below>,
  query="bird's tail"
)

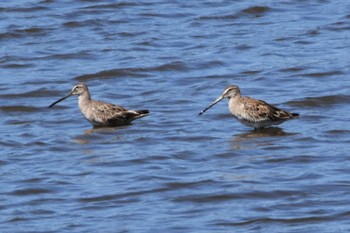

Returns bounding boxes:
[290,112,299,118]
[134,110,150,118]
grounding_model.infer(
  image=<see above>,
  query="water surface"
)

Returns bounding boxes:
[1,0,350,232]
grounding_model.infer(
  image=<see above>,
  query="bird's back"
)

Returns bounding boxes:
[80,99,149,126]
[229,95,298,129]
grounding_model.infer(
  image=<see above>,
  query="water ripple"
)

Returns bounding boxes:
[288,95,350,107]
[10,188,54,196]
[1,0,350,232]
[74,61,189,81]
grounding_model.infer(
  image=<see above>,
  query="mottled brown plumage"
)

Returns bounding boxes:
[199,85,299,129]
[49,83,149,127]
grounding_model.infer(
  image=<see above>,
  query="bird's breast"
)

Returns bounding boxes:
[228,98,244,117]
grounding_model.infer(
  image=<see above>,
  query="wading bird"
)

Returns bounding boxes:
[49,83,149,127]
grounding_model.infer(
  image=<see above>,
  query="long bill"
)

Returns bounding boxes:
[198,95,224,115]
[48,92,73,108]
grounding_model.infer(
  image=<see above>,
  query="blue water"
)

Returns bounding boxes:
[1,1,350,232]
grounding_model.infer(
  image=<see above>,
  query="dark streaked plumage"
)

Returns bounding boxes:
[199,85,299,129]
[49,83,149,127]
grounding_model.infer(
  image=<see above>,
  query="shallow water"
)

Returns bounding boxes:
[1,0,350,232]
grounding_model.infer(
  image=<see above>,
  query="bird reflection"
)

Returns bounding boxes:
[230,127,297,150]
[83,125,131,135]
[74,125,129,145]
[235,127,294,138]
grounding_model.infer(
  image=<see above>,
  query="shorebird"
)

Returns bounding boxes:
[49,83,149,127]
[199,85,299,130]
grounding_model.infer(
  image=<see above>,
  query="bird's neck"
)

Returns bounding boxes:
[228,94,241,106]
[78,90,91,109]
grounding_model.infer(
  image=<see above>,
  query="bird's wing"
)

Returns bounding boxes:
[92,101,126,112]
[243,97,291,122]
[107,111,140,124]
[90,101,128,119]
